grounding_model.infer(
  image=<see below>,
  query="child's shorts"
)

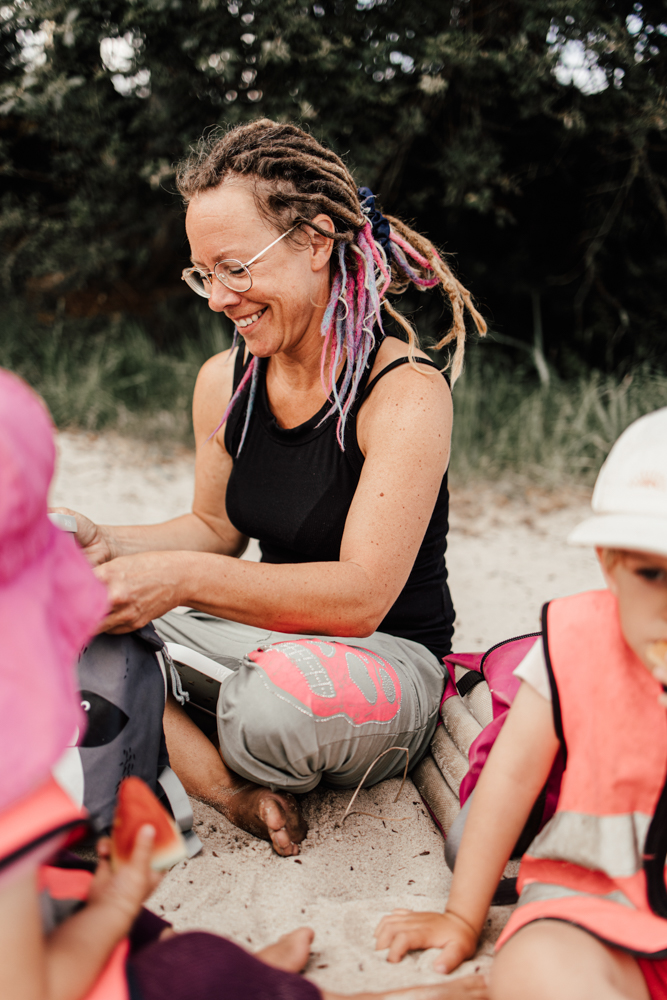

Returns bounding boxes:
[639,958,667,1000]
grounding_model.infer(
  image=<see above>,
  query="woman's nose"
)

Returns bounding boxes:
[208,278,243,313]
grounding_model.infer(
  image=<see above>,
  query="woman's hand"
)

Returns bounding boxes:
[49,507,114,566]
[374,908,478,973]
[88,827,162,927]
[94,551,183,633]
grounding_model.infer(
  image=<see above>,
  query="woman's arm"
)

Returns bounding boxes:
[55,348,248,566]
[95,352,453,634]
[374,681,560,972]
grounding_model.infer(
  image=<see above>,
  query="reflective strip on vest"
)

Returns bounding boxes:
[517,881,636,910]
[527,810,652,880]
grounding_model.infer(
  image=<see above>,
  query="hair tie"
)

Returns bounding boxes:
[357,186,392,260]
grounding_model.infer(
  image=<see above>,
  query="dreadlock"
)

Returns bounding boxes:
[176,119,487,452]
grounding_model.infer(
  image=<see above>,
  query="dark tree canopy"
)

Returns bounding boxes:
[1,0,666,370]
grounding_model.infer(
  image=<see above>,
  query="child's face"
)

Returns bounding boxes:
[598,548,667,678]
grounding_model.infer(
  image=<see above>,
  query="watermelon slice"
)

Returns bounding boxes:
[111,777,188,872]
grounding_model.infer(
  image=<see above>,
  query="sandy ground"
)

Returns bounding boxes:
[51,431,604,994]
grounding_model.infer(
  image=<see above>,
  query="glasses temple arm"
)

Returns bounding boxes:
[243,225,298,267]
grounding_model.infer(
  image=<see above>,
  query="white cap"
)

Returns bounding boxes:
[568,407,667,557]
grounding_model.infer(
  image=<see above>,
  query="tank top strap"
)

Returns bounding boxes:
[355,356,443,409]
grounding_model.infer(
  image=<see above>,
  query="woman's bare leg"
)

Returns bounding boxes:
[163,694,307,857]
[492,921,650,1000]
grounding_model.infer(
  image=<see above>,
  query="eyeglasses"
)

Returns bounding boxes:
[182,225,299,298]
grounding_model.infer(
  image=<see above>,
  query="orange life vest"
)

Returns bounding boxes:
[497,589,667,957]
[0,776,129,1000]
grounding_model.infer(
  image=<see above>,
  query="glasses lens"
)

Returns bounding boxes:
[214,260,252,292]
[183,269,212,298]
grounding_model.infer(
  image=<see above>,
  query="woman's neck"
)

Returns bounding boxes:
[265,332,346,429]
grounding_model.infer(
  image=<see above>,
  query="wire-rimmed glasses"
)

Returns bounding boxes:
[181,225,299,298]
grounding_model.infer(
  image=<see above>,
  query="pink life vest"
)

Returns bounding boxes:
[0,776,129,1000]
[497,589,667,956]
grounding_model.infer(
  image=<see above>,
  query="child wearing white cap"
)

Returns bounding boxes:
[375,407,667,1000]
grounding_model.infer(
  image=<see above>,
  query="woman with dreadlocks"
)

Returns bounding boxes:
[59,120,486,858]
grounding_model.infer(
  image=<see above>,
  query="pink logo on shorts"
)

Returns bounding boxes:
[248,640,402,725]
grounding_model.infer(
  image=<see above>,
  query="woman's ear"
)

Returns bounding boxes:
[307,214,335,273]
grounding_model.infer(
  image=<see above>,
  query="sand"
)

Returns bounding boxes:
[51,430,604,994]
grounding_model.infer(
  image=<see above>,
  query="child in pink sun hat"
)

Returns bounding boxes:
[0,369,487,1000]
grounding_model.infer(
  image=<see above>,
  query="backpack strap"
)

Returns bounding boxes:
[456,670,485,698]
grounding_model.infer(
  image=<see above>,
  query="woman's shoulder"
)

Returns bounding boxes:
[363,336,450,406]
[356,336,452,454]
[192,346,238,441]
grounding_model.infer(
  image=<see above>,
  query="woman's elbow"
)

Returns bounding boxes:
[337,602,386,639]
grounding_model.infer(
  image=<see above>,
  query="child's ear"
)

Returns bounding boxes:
[597,547,620,596]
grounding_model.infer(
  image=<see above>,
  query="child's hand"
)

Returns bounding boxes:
[87,825,162,929]
[374,908,478,973]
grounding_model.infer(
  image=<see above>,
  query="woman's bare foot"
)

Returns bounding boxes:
[256,927,314,971]
[217,781,308,857]
[163,694,308,856]
[322,975,488,999]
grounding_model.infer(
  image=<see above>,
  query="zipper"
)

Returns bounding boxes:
[479,631,542,678]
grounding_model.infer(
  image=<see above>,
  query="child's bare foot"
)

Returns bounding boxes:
[322,975,489,999]
[256,927,314,972]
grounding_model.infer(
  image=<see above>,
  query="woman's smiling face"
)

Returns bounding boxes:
[185,178,333,358]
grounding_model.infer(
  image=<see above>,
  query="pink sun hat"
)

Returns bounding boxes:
[0,370,108,814]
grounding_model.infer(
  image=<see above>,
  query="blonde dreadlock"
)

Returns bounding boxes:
[177,119,487,451]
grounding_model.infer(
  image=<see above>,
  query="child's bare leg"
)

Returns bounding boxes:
[491,921,649,1000]
[256,927,314,971]
[322,977,488,999]
[255,927,487,999]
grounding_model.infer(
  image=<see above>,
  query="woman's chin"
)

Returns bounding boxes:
[239,326,282,358]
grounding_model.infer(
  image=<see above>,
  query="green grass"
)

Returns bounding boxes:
[0,305,232,441]
[450,355,667,485]
[2,307,666,483]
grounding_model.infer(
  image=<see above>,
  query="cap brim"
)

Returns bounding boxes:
[568,514,667,557]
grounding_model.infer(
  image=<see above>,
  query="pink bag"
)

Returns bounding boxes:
[413,632,564,865]
[444,632,564,835]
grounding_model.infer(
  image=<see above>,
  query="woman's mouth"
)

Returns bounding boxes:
[235,307,267,330]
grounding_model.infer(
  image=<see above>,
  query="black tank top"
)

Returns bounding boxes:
[224,342,455,660]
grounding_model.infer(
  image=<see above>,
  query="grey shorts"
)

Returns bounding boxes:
[155,611,445,794]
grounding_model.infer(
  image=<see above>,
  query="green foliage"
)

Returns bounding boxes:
[451,350,667,483]
[0,303,231,436]
[3,298,664,481]
[1,0,666,369]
